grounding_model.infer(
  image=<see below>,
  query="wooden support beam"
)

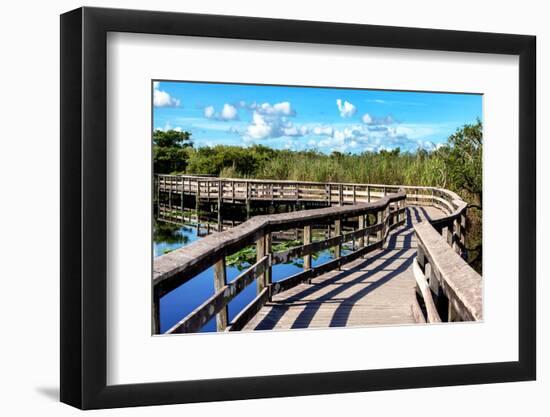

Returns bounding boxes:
[334,218,342,262]
[377,209,383,242]
[217,181,222,232]
[303,225,312,270]
[357,215,365,248]
[152,291,160,334]
[256,234,267,293]
[265,232,272,287]
[213,258,229,331]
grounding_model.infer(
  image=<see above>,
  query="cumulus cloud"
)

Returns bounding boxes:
[204,105,215,119]
[245,112,305,140]
[221,104,238,120]
[242,100,305,141]
[153,82,181,107]
[203,104,239,121]
[246,112,273,140]
[250,101,296,117]
[154,122,182,132]
[306,120,439,153]
[361,113,372,124]
[312,125,334,136]
[362,114,396,126]
[336,99,357,118]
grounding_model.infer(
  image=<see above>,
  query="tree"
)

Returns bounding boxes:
[153,129,193,173]
[436,120,483,272]
[153,129,192,148]
[437,120,482,205]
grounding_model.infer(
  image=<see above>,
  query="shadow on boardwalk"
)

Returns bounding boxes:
[245,206,441,331]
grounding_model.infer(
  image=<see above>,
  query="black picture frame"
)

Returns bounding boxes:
[60,6,536,410]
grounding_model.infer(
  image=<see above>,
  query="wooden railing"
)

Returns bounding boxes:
[413,222,482,322]
[158,174,440,205]
[153,191,407,334]
[156,175,469,255]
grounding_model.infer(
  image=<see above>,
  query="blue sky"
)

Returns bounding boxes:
[153,81,482,154]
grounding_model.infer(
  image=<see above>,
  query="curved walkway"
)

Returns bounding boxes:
[243,206,444,331]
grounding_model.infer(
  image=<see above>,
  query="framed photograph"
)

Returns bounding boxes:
[60,6,536,409]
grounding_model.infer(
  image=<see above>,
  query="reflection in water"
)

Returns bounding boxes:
[153,218,354,333]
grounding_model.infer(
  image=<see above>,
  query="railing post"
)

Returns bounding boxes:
[245,181,251,219]
[213,258,229,331]
[453,217,460,253]
[377,209,383,243]
[256,233,267,293]
[460,212,467,254]
[446,222,453,246]
[217,181,222,232]
[303,225,312,270]
[338,184,343,206]
[352,185,356,204]
[357,214,365,248]
[334,218,342,265]
[152,289,160,335]
[367,185,371,202]
[180,179,184,224]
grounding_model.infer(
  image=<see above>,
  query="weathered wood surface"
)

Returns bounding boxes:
[415,222,482,321]
[243,206,445,331]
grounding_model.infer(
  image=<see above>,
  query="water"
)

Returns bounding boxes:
[154,220,350,333]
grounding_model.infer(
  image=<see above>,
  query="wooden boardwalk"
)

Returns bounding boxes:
[154,178,480,334]
[243,206,444,330]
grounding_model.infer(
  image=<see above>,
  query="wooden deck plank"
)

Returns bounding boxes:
[243,206,444,331]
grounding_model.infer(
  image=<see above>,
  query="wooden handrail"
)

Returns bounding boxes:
[414,222,482,322]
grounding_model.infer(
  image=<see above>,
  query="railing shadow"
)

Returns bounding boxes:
[251,209,420,330]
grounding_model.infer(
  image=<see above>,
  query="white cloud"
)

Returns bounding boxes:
[204,105,216,119]
[246,112,273,140]
[361,113,372,124]
[204,104,239,121]
[363,114,396,126]
[336,99,357,118]
[155,122,182,132]
[251,101,296,117]
[312,125,334,136]
[220,104,238,120]
[244,111,306,141]
[153,84,181,107]
[242,101,304,141]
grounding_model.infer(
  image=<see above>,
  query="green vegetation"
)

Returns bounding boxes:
[154,121,483,272]
[153,129,193,173]
[226,240,307,270]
